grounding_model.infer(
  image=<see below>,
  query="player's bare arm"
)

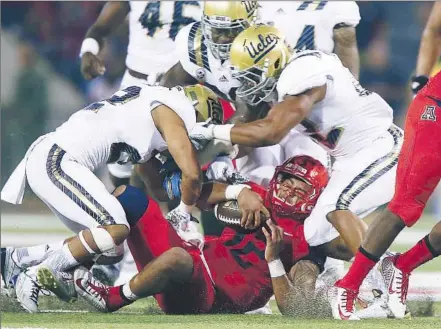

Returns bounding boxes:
[263,220,320,316]
[160,62,198,88]
[412,2,441,92]
[151,105,202,206]
[135,158,169,203]
[198,181,270,229]
[80,1,130,80]
[333,25,360,79]
[223,86,326,147]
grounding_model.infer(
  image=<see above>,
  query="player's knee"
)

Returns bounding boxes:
[103,224,130,246]
[114,184,149,227]
[388,198,425,227]
[163,247,193,273]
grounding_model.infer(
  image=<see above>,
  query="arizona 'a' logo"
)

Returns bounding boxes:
[421,105,437,121]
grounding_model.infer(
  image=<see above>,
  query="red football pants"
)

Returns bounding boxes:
[388,94,441,226]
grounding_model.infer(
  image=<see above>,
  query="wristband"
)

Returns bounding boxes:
[411,75,429,94]
[213,124,234,142]
[225,184,250,200]
[177,201,194,214]
[268,259,286,278]
[79,38,100,57]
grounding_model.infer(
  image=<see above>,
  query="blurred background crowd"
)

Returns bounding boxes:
[0,1,439,214]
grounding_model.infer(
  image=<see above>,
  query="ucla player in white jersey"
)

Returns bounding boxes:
[190,26,404,267]
[1,84,221,313]
[79,1,202,184]
[258,1,360,78]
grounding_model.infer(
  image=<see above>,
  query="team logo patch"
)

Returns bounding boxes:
[195,68,205,80]
[421,105,437,121]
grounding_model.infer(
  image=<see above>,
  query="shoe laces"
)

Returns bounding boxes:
[396,271,410,304]
[86,275,109,301]
[23,272,50,305]
[342,289,358,313]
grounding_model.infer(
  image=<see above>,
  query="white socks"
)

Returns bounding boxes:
[41,244,79,272]
[122,282,139,301]
[14,241,64,268]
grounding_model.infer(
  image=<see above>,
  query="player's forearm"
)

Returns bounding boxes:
[271,275,298,316]
[135,160,169,202]
[333,27,360,79]
[416,28,441,76]
[416,2,441,76]
[195,182,228,209]
[85,1,129,47]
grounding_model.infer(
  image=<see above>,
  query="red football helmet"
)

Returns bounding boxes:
[266,155,329,220]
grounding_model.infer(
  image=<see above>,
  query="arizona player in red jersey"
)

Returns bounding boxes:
[73,155,338,315]
[330,71,441,320]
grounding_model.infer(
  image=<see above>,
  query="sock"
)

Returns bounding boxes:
[106,286,134,311]
[121,281,139,301]
[14,241,64,268]
[41,244,79,272]
[395,235,438,273]
[337,247,380,291]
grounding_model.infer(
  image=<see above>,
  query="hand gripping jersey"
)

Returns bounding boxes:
[127,1,202,75]
[277,50,395,158]
[258,1,360,52]
[175,22,241,101]
[53,85,196,171]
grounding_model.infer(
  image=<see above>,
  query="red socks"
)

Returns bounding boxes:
[106,286,133,312]
[395,235,437,274]
[337,247,379,291]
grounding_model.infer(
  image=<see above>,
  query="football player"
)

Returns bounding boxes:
[329,13,441,320]
[73,155,340,316]
[1,84,220,313]
[258,1,360,78]
[190,25,403,266]
[79,1,202,185]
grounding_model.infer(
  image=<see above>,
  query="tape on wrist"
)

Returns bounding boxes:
[177,201,194,214]
[225,184,250,200]
[80,38,100,57]
[268,259,286,278]
[213,124,234,142]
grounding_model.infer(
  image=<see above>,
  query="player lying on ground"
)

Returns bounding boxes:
[0,84,223,313]
[190,25,403,260]
[329,69,441,320]
[74,155,386,317]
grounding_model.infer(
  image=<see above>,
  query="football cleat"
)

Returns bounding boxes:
[379,256,409,319]
[328,284,360,320]
[74,266,112,312]
[36,264,76,303]
[15,267,48,313]
[1,247,22,293]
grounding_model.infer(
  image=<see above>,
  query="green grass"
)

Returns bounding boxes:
[1,296,440,329]
[2,313,440,329]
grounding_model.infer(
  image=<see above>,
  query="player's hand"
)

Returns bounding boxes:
[263,219,284,262]
[81,52,106,80]
[237,188,270,230]
[189,121,215,151]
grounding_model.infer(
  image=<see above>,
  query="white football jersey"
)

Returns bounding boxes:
[175,22,241,101]
[126,1,202,75]
[277,50,394,158]
[258,1,360,52]
[53,85,196,171]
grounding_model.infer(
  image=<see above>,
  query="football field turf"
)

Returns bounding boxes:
[1,298,440,329]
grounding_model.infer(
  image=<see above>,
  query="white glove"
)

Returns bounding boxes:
[189,122,215,150]
[166,206,204,249]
